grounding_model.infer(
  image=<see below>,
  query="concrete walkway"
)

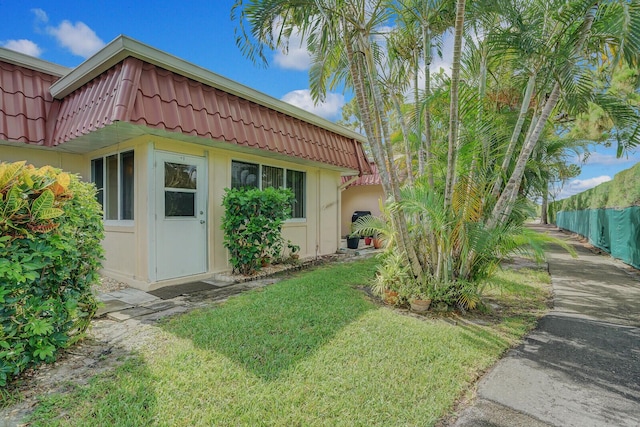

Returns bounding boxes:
[95,275,285,323]
[452,224,640,427]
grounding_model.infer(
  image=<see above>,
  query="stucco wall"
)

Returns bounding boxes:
[4,136,346,290]
[0,145,87,178]
[103,136,346,289]
[341,184,385,237]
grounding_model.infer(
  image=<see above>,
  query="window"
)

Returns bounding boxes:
[231,161,259,188]
[164,162,197,217]
[287,169,306,219]
[262,166,283,189]
[231,160,306,219]
[91,151,134,221]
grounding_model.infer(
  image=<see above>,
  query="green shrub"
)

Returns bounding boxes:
[221,187,294,275]
[0,161,104,387]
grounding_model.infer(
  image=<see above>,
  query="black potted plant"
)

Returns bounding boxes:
[346,225,360,249]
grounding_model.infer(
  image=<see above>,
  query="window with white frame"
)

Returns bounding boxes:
[231,160,306,219]
[91,151,134,221]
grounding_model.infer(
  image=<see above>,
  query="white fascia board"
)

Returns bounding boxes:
[0,47,70,76]
[49,35,366,143]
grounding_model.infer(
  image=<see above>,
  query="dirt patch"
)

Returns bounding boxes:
[1,318,164,426]
[92,275,130,294]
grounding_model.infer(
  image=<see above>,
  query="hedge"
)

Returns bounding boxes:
[0,161,104,386]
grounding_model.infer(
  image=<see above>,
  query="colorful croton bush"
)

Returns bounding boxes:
[0,161,104,386]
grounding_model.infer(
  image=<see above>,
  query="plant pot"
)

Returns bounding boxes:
[383,289,399,305]
[347,236,360,249]
[290,254,299,260]
[373,238,383,249]
[261,258,271,267]
[364,237,372,245]
[410,299,431,313]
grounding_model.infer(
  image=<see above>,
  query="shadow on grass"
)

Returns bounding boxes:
[27,356,159,427]
[456,322,513,355]
[162,260,378,381]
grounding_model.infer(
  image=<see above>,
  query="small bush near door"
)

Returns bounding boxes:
[0,161,104,387]
[222,187,294,275]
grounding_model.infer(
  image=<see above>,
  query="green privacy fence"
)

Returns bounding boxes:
[555,207,640,269]
[549,161,640,268]
[548,162,640,221]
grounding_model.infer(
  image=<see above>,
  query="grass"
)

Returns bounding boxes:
[26,258,551,426]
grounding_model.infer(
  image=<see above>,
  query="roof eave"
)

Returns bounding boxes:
[49,35,366,143]
[0,47,71,77]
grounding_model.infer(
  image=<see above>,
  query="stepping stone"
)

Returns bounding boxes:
[104,288,159,305]
[136,306,192,322]
[107,306,155,321]
[140,300,180,311]
[97,293,118,302]
[95,300,135,317]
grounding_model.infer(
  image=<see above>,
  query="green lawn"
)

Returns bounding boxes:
[27,258,550,426]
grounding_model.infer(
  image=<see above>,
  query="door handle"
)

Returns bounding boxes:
[200,220,205,224]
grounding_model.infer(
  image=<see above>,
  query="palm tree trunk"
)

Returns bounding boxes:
[414,48,423,178]
[489,82,561,228]
[361,38,423,278]
[489,5,597,228]
[343,19,423,279]
[444,0,466,209]
[392,92,414,186]
[491,72,537,198]
[477,42,489,164]
[423,25,434,187]
[541,183,549,224]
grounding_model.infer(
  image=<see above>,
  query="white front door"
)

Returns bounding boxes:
[155,152,207,281]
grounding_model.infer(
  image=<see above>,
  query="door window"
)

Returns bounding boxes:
[164,162,197,217]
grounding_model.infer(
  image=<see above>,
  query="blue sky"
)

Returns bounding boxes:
[1,0,637,199]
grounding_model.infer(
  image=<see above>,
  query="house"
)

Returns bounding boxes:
[0,35,371,291]
[340,162,384,237]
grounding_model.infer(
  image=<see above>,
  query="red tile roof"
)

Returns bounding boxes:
[0,37,371,175]
[0,61,60,145]
[50,58,140,145]
[342,162,381,186]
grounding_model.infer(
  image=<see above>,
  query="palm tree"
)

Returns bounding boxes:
[443,0,466,209]
[528,138,583,225]
[232,0,640,306]
[489,0,640,228]
[233,0,425,277]
[391,0,455,185]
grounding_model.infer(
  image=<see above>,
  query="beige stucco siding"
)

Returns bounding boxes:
[3,137,347,290]
[318,169,341,255]
[88,135,345,290]
[341,184,385,237]
[0,145,87,178]
[85,137,149,286]
[2,135,347,290]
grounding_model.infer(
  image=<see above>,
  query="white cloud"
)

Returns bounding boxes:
[2,39,42,57]
[281,89,345,120]
[31,8,49,24]
[556,175,611,199]
[579,151,637,166]
[430,28,454,75]
[273,27,311,71]
[46,20,105,58]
